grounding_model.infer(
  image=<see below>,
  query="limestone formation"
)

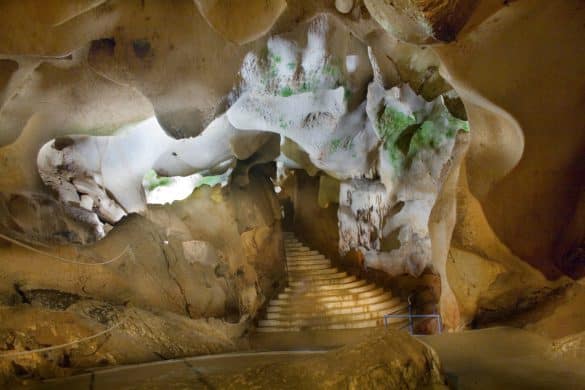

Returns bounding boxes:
[194,0,287,44]
[0,0,583,385]
[363,0,478,43]
[0,300,247,382]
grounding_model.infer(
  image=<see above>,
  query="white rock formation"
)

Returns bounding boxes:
[338,179,390,254]
[227,16,378,180]
[37,115,264,237]
[352,78,468,276]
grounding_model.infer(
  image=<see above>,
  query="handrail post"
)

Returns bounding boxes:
[407,295,414,335]
[433,305,442,335]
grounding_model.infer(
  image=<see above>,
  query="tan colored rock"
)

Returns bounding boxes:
[0,173,284,321]
[434,0,585,278]
[194,0,287,44]
[335,0,354,14]
[0,300,246,384]
[241,226,272,260]
[208,328,445,389]
[445,163,571,328]
[0,191,104,245]
[364,0,478,43]
[0,1,114,56]
[182,240,220,267]
[553,330,585,362]
[365,29,452,100]
[428,131,469,329]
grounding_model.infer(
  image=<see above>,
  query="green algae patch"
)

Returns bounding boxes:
[329,136,354,153]
[376,100,470,173]
[253,45,347,98]
[330,138,342,153]
[343,86,352,101]
[143,169,171,191]
[377,107,417,142]
[376,107,417,170]
[280,86,294,97]
[408,120,440,156]
[195,175,225,188]
[144,169,226,192]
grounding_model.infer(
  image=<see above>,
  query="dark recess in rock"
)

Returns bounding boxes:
[53,136,75,150]
[132,38,152,58]
[90,37,116,56]
[25,289,82,310]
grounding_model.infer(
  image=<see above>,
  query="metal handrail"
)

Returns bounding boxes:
[383,295,443,335]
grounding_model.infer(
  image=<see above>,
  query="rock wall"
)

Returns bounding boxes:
[434,0,585,280]
[0,170,284,382]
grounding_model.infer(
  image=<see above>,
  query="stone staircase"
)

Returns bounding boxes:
[257,233,409,332]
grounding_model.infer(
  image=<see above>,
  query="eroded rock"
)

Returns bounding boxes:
[364,0,478,43]
[207,328,445,389]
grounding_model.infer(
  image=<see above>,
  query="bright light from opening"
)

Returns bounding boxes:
[143,169,232,205]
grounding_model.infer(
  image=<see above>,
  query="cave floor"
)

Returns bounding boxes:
[421,327,585,390]
[16,327,585,390]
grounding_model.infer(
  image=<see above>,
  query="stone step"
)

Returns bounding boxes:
[287,263,332,270]
[287,264,336,273]
[256,317,409,332]
[266,297,400,313]
[267,298,408,313]
[261,311,391,326]
[286,253,326,261]
[285,246,312,252]
[285,254,329,263]
[258,314,408,329]
[269,293,394,310]
[288,270,343,280]
[286,253,323,259]
[259,236,410,334]
[288,274,349,283]
[286,259,331,267]
[288,274,355,286]
[290,276,367,294]
[266,299,408,321]
[284,248,301,252]
[286,255,331,266]
[286,250,321,257]
[278,287,386,301]
[284,280,371,294]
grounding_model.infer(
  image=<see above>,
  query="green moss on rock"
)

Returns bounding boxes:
[376,98,469,173]
[143,169,172,191]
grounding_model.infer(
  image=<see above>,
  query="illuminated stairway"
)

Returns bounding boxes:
[257,233,409,332]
